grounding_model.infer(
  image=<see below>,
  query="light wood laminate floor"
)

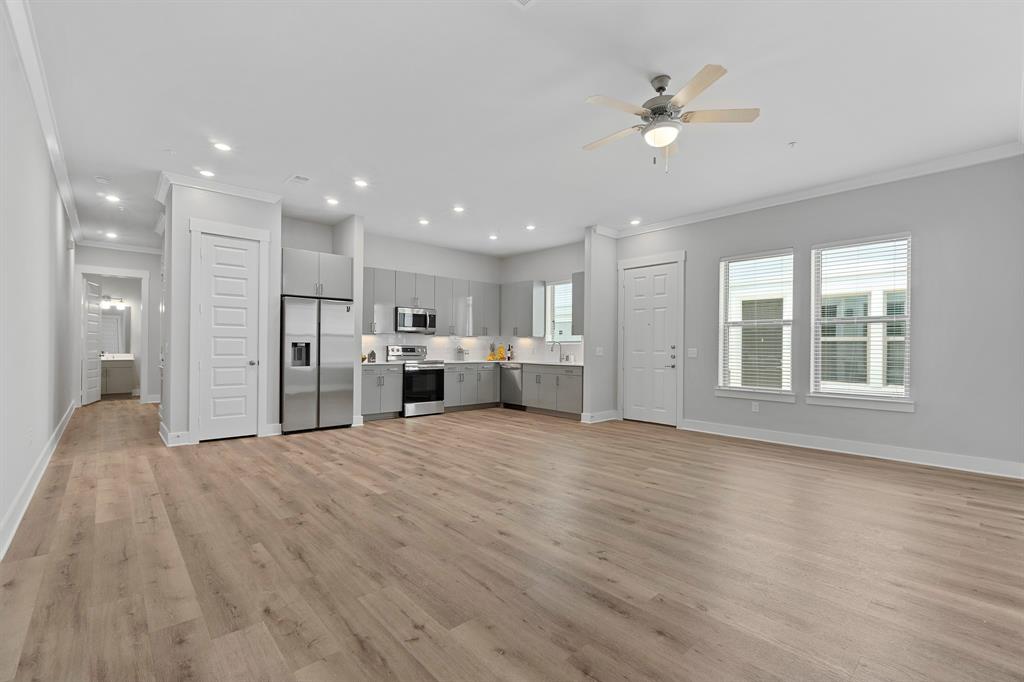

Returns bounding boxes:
[2,400,1022,681]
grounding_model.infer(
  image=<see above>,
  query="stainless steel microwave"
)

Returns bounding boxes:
[395,307,436,334]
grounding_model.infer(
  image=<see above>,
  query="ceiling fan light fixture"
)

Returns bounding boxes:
[643,119,680,148]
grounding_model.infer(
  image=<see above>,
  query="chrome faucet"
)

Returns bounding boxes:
[549,340,565,363]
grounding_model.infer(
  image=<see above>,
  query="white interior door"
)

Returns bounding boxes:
[82,279,102,405]
[198,233,259,440]
[623,262,679,425]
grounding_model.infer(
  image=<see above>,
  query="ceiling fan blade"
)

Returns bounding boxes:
[585,95,651,117]
[670,64,727,108]
[583,126,640,151]
[682,108,760,123]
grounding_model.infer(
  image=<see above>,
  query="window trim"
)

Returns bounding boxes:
[809,232,912,405]
[717,247,795,395]
[545,279,581,343]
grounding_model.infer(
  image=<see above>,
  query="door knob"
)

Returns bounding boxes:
[665,364,676,368]
[249,360,257,366]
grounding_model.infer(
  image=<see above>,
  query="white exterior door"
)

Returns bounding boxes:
[82,279,102,405]
[198,233,260,440]
[623,262,678,425]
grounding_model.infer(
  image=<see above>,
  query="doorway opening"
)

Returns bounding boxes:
[74,265,150,407]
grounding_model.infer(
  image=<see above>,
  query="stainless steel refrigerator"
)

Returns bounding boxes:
[282,296,355,432]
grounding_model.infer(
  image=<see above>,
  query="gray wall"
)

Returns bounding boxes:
[582,228,618,419]
[617,156,1024,469]
[164,185,282,435]
[500,241,583,283]
[1,5,76,557]
[364,232,500,282]
[283,216,334,252]
[75,246,162,401]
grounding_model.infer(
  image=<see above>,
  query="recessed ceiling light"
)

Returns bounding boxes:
[488,234,498,240]
[354,178,369,188]
[453,205,465,213]
[213,142,232,151]
[105,194,120,203]
[199,169,215,177]
[326,197,339,206]
[418,218,430,226]
[525,224,536,231]
[105,232,118,239]
[630,218,641,226]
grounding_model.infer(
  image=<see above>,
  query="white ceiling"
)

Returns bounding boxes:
[28,1,1024,255]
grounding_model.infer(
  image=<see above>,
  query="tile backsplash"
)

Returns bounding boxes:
[362,334,583,363]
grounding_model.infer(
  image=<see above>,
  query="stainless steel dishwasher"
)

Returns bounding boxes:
[499,362,523,407]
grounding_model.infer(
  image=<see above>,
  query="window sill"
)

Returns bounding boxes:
[806,394,915,413]
[715,388,796,403]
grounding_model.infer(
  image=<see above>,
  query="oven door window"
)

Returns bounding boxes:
[404,369,443,402]
[399,311,432,330]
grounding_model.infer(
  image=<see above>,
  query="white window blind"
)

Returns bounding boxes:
[546,281,580,342]
[718,251,793,392]
[811,237,910,400]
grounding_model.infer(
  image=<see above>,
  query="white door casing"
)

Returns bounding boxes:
[198,233,260,440]
[623,262,678,425]
[82,278,102,405]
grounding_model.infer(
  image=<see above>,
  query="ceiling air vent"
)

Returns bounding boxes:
[285,174,311,185]
[510,0,532,5]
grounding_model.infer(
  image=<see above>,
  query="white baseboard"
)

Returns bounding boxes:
[1,401,76,560]
[259,424,282,437]
[680,419,1023,479]
[159,421,196,447]
[142,394,161,404]
[132,388,140,397]
[352,415,364,427]
[582,409,622,424]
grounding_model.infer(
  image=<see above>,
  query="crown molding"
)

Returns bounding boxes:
[76,239,162,256]
[155,171,282,206]
[614,142,1024,239]
[587,225,618,239]
[5,0,82,242]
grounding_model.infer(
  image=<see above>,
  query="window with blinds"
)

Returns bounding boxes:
[546,281,580,342]
[718,251,793,392]
[811,237,910,399]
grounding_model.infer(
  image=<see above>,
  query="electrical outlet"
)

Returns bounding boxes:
[687,348,698,358]
[751,401,760,413]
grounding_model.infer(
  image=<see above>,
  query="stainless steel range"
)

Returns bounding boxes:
[386,345,444,417]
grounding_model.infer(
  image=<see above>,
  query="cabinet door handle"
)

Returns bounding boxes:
[556,376,560,386]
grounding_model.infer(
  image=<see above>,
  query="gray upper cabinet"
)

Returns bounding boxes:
[501,280,544,337]
[452,279,472,336]
[282,248,353,299]
[435,276,454,336]
[395,271,416,307]
[282,248,319,297]
[370,267,396,334]
[396,271,436,309]
[471,281,500,336]
[415,273,435,309]
[571,271,585,337]
[319,252,352,299]
[362,267,375,334]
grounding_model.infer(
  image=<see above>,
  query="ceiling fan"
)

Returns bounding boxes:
[583,64,760,163]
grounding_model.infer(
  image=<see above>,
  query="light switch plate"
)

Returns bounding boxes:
[751,401,760,413]
[595,347,604,356]
[687,348,698,358]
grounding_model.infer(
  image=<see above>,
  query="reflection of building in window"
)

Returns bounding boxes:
[545,281,581,343]
[812,238,910,399]
[719,252,793,392]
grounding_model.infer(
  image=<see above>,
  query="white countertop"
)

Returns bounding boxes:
[362,359,584,368]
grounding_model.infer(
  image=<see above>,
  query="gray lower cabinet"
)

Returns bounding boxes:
[523,365,583,414]
[476,365,499,403]
[362,365,403,414]
[444,364,498,406]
